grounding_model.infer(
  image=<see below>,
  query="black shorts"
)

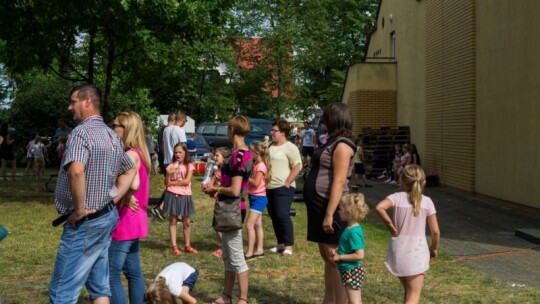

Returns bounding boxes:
[302,146,315,157]
[354,163,365,175]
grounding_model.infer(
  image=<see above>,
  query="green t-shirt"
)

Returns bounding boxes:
[337,225,365,272]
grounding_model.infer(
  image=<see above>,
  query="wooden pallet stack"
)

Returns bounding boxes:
[361,126,410,177]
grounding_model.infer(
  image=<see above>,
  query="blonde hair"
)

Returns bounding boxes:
[144,276,175,304]
[228,115,250,137]
[249,141,272,185]
[400,164,426,216]
[402,143,410,153]
[340,193,369,223]
[115,112,151,170]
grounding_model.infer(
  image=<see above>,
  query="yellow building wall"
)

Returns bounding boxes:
[425,0,476,191]
[359,0,427,162]
[475,1,540,208]
[343,63,397,136]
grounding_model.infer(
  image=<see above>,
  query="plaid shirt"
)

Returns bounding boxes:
[55,115,133,214]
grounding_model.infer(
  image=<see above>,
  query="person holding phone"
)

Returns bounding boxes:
[304,103,357,304]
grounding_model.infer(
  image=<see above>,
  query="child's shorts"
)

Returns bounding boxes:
[182,269,199,290]
[340,264,365,290]
[248,195,268,214]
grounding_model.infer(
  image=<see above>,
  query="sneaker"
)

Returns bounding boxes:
[389,181,399,186]
[384,178,392,183]
[152,207,165,221]
[377,174,386,180]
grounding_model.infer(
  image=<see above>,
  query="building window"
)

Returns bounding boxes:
[390,31,396,61]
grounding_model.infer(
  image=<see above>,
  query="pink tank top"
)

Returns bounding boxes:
[112,148,149,241]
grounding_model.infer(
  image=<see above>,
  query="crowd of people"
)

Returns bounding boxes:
[1,83,441,304]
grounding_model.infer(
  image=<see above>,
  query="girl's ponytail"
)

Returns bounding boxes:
[401,165,426,217]
[262,145,272,185]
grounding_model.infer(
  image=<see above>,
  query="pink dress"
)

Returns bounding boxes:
[112,148,149,241]
[384,192,436,277]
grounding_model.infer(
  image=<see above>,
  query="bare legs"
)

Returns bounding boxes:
[245,212,264,257]
[1,159,16,181]
[318,243,346,304]
[399,275,425,304]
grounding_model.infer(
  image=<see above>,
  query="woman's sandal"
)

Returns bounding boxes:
[238,298,249,303]
[185,245,199,254]
[211,292,232,304]
[172,245,182,256]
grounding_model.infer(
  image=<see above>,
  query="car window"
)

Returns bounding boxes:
[203,125,216,136]
[216,125,227,136]
[196,125,205,133]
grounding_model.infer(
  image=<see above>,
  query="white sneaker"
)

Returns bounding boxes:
[384,178,392,183]
[390,181,399,186]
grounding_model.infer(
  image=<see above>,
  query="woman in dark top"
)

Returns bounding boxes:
[0,123,16,181]
[203,115,253,304]
[410,143,421,166]
[304,103,357,304]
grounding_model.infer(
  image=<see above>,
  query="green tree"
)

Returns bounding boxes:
[0,0,235,121]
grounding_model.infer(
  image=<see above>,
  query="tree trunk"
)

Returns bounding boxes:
[103,39,115,122]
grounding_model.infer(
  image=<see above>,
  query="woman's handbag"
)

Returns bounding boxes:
[213,198,242,232]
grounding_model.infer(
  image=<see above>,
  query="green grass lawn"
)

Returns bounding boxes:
[0,169,539,303]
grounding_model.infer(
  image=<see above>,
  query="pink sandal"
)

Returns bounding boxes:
[172,245,183,256]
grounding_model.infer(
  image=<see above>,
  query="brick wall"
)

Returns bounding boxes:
[347,90,397,137]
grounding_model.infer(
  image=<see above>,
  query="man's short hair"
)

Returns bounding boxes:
[167,111,176,123]
[175,110,186,122]
[70,84,102,109]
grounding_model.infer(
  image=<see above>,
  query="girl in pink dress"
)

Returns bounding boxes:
[375,164,440,304]
[164,143,197,256]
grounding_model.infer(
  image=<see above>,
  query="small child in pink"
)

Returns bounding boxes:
[245,141,271,260]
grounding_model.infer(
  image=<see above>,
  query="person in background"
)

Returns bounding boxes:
[376,165,440,304]
[25,135,36,176]
[52,119,72,144]
[145,126,158,175]
[210,147,231,258]
[186,133,198,159]
[0,123,16,181]
[109,111,151,304]
[304,102,357,304]
[300,122,317,167]
[410,144,421,166]
[29,134,51,183]
[49,84,136,303]
[353,137,372,188]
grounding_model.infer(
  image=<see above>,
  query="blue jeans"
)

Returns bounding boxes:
[49,208,119,303]
[108,239,145,304]
[266,186,295,246]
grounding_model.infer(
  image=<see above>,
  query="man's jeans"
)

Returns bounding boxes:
[49,208,119,303]
[108,239,145,304]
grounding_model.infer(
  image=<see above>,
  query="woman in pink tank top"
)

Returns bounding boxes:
[109,111,151,304]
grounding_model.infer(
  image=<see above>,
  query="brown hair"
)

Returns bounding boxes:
[323,102,354,143]
[228,115,250,137]
[70,84,102,109]
[171,142,191,165]
[400,164,426,216]
[272,118,291,136]
[144,277,176,304]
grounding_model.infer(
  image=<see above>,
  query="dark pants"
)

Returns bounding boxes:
[267,186,295,246]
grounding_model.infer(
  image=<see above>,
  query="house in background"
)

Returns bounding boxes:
[342,0,540,209]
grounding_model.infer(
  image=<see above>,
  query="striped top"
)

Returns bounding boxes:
[55,115,133,214]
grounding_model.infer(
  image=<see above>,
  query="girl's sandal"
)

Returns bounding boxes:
[172,245,182,256]
[238,298,250,304]
[211,292,232,304]
[185,245,199,254]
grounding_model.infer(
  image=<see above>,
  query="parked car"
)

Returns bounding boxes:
[188,133,213,162]
[196,118,273,148]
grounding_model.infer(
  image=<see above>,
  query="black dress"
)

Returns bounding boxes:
[304,137,356,244]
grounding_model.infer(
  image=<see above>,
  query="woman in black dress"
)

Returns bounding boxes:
[0,123,16,181]
[304,103,357,304]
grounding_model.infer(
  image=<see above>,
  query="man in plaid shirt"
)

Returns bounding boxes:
[49,84,136,304]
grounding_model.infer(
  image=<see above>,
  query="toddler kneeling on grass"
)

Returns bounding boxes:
[145,262,199,304]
